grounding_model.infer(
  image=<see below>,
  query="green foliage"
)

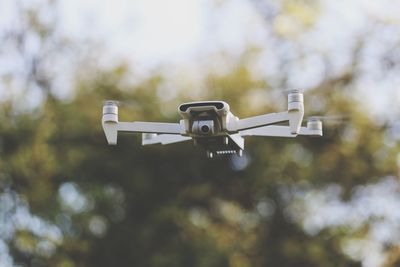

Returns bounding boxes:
[0,64,398,267]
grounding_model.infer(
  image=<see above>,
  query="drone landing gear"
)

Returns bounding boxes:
[203,135,243,158]
[223,136,229,145]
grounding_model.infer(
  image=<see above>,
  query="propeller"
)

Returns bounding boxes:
[103,100,120,107]
[269,88,304,94]
[103,99,142,107]
[102,99,144,111]
[305,115,348,125]
[285,89,304,94]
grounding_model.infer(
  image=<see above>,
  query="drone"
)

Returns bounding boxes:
[102,90,323,158]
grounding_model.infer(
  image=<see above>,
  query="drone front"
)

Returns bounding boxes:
[177,101,244,157]
[102,90,323,158]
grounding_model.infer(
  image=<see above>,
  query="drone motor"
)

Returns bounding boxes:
[103,101,119,124]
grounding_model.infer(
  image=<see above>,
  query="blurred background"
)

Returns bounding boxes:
[0,0,400,266]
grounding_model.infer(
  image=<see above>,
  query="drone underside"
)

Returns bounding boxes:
[196,135,242,158]
[102,90,323,158]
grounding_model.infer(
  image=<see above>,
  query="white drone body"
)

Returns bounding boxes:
[102,90,322,158]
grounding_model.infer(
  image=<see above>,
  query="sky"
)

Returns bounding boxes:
[0,0,398,117]
[54,0,400,118]
[58,0,209,65]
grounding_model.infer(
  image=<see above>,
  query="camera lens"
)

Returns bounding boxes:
[201,125,210,133]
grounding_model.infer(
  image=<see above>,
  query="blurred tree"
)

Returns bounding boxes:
[1,63,398,266]
[0,0,399,267]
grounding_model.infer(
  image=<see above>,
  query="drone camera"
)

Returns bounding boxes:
[192,120,214,135]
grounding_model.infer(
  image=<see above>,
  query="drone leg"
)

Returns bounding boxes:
[206,151,214,159]
[236,149,243,157]
[223,136,229,145]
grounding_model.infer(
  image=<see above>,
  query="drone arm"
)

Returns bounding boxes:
[142,133,192,145]
[227,111,289,132]
[228,90,305,134]
[102,120,185,145]
[240,125,294,137]
[229,134,245,150]
[118,122,183,134]
[240,125,322,138]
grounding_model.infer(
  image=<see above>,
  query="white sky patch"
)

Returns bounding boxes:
[0,191,63,267]
[287,177,400,267]
[0,240,14,267]
[203,0,265,52]
[291,0,400,117]
[58,0,209,66]
[58,182,91,214]
[0,0,16,30]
